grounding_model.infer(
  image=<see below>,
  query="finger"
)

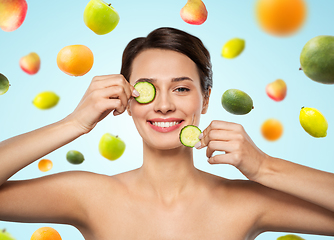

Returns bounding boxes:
[201,120,244,139]
[197,129,237,150]
[206,140,235,158]
[207,152,234,165]
[91,74,134,100]
[104,86,129,110]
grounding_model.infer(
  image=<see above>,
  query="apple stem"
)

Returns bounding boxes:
[301,106,304,109]
[299,67,302,70]
[116,135,118,138]
[252,106,254,109]
[2,229,5,233]
[108,3,111,6]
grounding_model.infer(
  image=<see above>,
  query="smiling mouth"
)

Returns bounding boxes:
[149,121,183,128]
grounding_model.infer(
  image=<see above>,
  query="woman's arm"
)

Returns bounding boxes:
[0,74,138,224]
[0,118,83,184]
[197,120,334,234]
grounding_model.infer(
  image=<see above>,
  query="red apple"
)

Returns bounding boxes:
[0,0,28,32]
[266,79,287,101]
[19,52,40,75]
[180,0,208,25]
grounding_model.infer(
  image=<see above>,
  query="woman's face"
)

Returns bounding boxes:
[127,49,209,150]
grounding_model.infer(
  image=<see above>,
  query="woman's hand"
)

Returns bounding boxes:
[196,120,268,181]
[66,74,139,134]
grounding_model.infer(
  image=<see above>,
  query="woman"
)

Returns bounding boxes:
[0,27,333,240]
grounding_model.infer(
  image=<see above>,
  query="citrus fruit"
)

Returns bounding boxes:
[277,234,305,240]
[33,91,59,110]
[221,38,245,59]
[255,0,307,36]
[261,118,283,141]
[221,89,254,115]
[99,133,125,160]
[38,159,53,172]
[0,73,10,95]
[66,150,85,164]
[30,227,62,240]
[300,35,334,84]
[299,107,328,138]
[57,45,94,76]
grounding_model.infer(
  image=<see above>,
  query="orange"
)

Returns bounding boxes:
[255,0,307,36]
[261,118,283,141]
[38,159,53,172]
[57,45,94,76]
[30,227,62,240]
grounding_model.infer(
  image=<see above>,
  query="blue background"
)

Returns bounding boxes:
[1,0,333,239]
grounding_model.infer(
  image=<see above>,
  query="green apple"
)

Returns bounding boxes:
[83,0,120,35]
[0,73,10,95]
[99,133,125,160]
[0,229,16,240]
[66,150,85,164]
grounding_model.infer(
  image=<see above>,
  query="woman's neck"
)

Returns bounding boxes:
[137,141,201,205]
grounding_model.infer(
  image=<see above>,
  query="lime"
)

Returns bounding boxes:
[277,234,305,240]
[221,89,253,115]
[299,107,328,137]
[66,150,85,164]
[221,38,245,59]
[33,91,59,110]
[0,73,10,95]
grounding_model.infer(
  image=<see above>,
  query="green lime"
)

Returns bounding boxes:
[221,89,253,115]
[277,234,305,240]
[66,150,85,164]
[221,38,245,59]
[33,91,60,109]
[0,73,10,95]
[299,107,328,138]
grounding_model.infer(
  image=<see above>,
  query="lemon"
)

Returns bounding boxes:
[33,91,60,110]
[277,234,305,240]
[299,107,328,138]
[221,38,245,59]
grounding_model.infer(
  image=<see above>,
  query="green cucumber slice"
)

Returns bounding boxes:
[179,125,201,148]
[134,81,156,103]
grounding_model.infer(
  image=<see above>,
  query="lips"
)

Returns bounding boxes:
[147,118,184,133]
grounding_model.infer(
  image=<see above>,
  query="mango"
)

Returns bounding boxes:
[221,89,254,115]
[300,35,334,84]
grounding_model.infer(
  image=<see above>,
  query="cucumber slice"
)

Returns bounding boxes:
[134,81,156,103]
[179,125,201,148]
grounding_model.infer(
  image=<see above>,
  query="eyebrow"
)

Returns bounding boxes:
[134,77,193,84]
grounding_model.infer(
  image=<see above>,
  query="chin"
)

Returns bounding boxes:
[145,139,184,151]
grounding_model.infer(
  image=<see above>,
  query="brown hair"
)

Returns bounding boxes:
[120,27,212,98]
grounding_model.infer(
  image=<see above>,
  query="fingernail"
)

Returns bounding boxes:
[133,89,140,97]
[114,111,120,116]
[198,133,203,139]
[194,141,201,149]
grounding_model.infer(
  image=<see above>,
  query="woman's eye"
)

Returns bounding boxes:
[175,87,190,93]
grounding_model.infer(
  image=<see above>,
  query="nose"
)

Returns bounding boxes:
[153,90,176,114]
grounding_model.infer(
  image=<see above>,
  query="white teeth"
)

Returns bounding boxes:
[151,121,180,128]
